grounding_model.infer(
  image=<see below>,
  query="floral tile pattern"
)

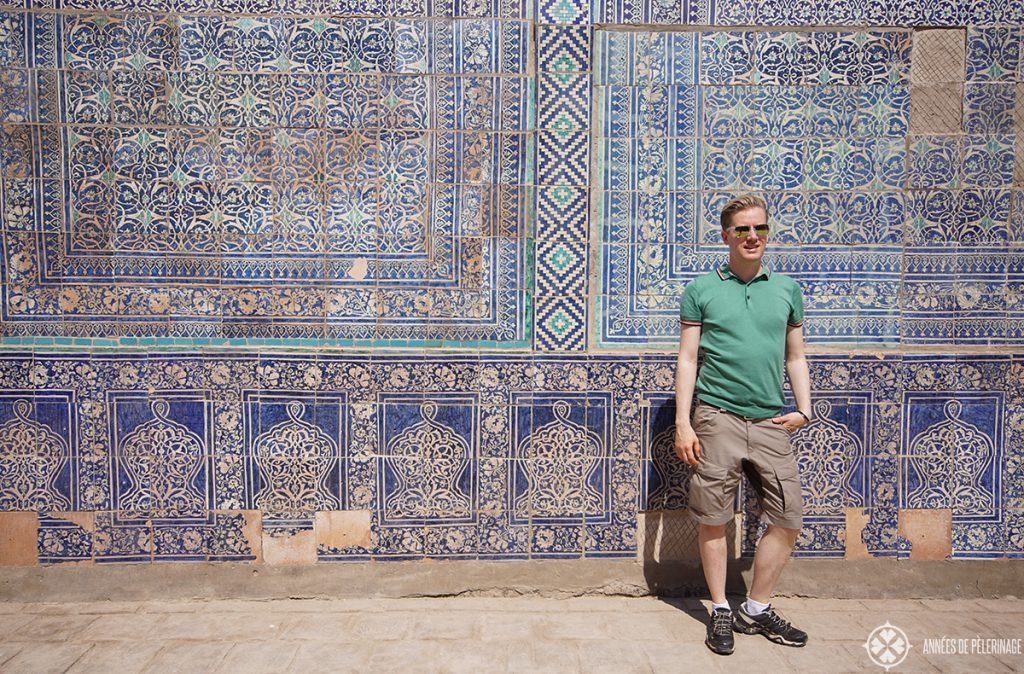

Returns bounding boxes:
[0,353,1018,561]
[0,0,1022,568]
[1,8,533,347]
[593,27,983,349]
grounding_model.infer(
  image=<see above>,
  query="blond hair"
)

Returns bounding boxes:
[720,194,768,229]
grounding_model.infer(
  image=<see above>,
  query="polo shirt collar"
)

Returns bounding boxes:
[717,264,771,282]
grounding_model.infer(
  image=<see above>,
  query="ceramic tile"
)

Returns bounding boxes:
[2,4,1024,567]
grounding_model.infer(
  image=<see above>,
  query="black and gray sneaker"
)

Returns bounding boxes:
[733,604,808,647]
[705,607,735,655]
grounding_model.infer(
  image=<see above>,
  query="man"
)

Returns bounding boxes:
[674,194,812,655]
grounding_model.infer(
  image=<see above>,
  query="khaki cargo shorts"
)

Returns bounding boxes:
[688,400,803,530]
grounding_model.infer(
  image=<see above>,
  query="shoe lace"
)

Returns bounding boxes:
[761,607,793,632]
[711,610,732,634]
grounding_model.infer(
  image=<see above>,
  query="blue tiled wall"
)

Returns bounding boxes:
[0,0,1022,565]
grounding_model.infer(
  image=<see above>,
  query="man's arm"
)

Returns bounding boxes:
[674,322,702,465]
[773,323,811,432]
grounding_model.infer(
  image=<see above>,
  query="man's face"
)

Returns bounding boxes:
[721,206,768,264]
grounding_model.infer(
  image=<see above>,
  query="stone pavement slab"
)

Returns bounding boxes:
[0,613,33,634]
[68,643,164,674]
[366,640,443,673]
[77,613,167,641]
[285,642,374,674]
[282,613,355,638]
[478,612,543,641]
[576,640,652,674]
[216,642,300,674]
[138,642,233,674]
[3,644,92,673]
[13,614,99,641]
[506,638,581,673]
[0,597,1019,673]
[432,641,510,673]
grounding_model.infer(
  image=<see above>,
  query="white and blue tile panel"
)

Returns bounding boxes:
[242,391,347,531]
[897,357,1015,559]
[593,23,1024,348]
[594,30,700,347]
[0,0,1022,568]
[2,0,1022,352]
[592,0,713,24]
[595,0,1024,27]
[8,0,535,17]
[539,0,588,23]
[534,14,591,350]
[0,5,535,348]
[641,355,1022,559]
[3,353,1021,561]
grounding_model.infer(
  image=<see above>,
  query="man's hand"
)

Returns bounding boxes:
[674,423,701,465]
[771,412,809,434]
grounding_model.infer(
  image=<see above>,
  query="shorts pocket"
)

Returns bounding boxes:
[691,403,719,432]
[688,461,731,520]
[772,459,803,515]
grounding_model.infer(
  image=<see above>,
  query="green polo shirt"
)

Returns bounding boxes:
[680,265,804,418]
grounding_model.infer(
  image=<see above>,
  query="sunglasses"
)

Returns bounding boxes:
[728,224,770,238]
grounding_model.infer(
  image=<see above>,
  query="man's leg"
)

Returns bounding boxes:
[698,521,734,655]
[748,524,799,604]
[733,523,808,647]
[732,420,808,646]
[698,523,729,605]
[696,522,729,602]
[687,405,743,655]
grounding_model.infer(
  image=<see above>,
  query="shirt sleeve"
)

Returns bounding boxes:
[788,281,805,327]
[679,280,703,325]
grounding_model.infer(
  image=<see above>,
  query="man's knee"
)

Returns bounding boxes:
[699,522,728,538]
[766,523,801,543]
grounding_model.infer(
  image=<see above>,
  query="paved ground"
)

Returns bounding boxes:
[0,596,1021,673]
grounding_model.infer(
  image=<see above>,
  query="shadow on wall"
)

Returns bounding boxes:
[641,399,753,599]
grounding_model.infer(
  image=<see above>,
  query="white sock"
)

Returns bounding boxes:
[743,597,770,616]
[711,601,731,612]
